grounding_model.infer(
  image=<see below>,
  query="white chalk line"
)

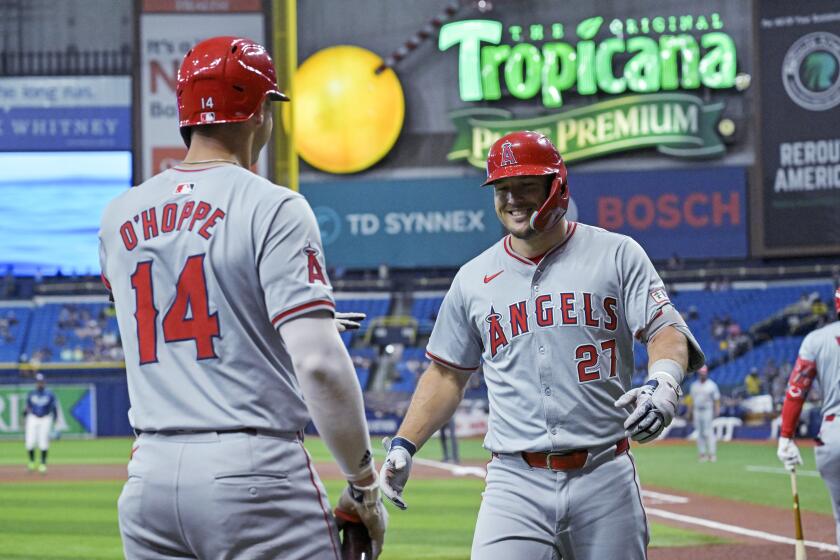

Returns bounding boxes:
[412,457,487,478]
[641,489,690,504]
[646,508,839,552]
[746,465,821,477]
[372,447,487,478]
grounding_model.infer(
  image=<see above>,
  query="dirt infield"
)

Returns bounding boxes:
[2,462,837,559]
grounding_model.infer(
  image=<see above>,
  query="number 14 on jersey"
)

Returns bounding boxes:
[130,254,220,365]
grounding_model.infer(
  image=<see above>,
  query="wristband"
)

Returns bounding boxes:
[649,358,685,386]
[389,436,417,456]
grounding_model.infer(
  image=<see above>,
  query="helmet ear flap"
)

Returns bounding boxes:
[530,172,569,232]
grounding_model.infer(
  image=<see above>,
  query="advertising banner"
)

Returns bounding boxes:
[756,1,840,256]
[0,77,130,151]
[296,0,753,176]
[301,177,501,269]
[570,166,747,260]
[139,2,266,180]
[0,384,97,439]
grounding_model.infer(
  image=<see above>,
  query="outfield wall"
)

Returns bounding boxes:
[0,374,131,438]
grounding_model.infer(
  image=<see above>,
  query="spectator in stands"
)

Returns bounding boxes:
[31,347,52,363]
[687,305,699,321]
[745,367,763,396]
[811,297,829,327]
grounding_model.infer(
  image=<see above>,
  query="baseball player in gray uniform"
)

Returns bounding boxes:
[689,365,720,462]
[98,36,386,560]
[778,287,840,551]
[380,131,704,559]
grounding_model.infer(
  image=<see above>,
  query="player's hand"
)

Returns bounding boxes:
[379,437,414,510]
[336,475,389,559]
[777,437,804,471]
[335,312,366,333]
[614,372,681,444]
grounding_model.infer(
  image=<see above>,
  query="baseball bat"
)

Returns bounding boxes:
[790,467,808,560]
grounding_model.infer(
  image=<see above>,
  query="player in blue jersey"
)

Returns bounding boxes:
[23,372,58,473]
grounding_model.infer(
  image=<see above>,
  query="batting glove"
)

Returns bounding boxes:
[379,436,415,510]
[777,437,804,472]
[335,311,366,333]
[336,475,389,559]
[614,372,681,444]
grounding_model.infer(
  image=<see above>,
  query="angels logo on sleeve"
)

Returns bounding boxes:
[303,243,328,285]
[650,288,670,304]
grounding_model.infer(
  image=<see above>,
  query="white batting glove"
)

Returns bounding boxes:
[379,437,414,510]
[335,311,366,333]
[336,475,389,559]
[614,372,681,444]
[777,437,804,472]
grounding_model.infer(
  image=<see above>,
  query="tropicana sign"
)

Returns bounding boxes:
[439,13,741,165]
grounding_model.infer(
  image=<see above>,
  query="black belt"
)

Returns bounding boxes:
[135,428,300,439]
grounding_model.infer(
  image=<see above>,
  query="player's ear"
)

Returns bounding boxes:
[253,99,271,126]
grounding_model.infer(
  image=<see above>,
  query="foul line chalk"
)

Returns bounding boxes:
[746,465,821,477]
[641,490,690,504]
[413,457,487,478]
[646,507,839,553]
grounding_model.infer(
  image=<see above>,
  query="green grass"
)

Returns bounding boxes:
[0,437,133,465]
[0,481,124,560]
[1,438,827,558]
[649,522,729,548]
[631,440,834,515]
[0,475,718,560]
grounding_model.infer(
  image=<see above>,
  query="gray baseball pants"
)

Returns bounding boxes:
[471,442,648,559]
[816,417,840,556]
[118,430,340,560]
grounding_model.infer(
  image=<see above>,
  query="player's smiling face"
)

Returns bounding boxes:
[493,176,550,239]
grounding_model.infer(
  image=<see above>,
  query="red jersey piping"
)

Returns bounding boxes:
[271,299,335,325]
[425,351,479,372]
[503,221,578,266]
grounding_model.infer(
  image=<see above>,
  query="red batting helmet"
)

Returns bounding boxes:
[177,36,289,146]
[482,131,569,232]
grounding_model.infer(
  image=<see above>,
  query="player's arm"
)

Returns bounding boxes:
[396,361,471,450]
[780,357,818,438]
[279,313,388,557]
[379,272,480,509]
[777,354,818,470]
[379,361,472,510]
[647,325,689,371]
[614,238,704,443]
[279,312,374,483]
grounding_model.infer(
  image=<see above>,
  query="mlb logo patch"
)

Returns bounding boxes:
[174,182,195,195]
[200,112,216,123]
[650,288,670,304]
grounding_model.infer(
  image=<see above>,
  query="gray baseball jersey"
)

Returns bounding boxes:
[98,163,334,432]
[796,322,840,551]
[798,322,840,418]
[690,379,720,411]
[427,221,675,453]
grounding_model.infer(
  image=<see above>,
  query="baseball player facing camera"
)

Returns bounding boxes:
[778,287,840,551]
[381,131,704,559]
[99,36,386,559]
[23,372,57,473]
